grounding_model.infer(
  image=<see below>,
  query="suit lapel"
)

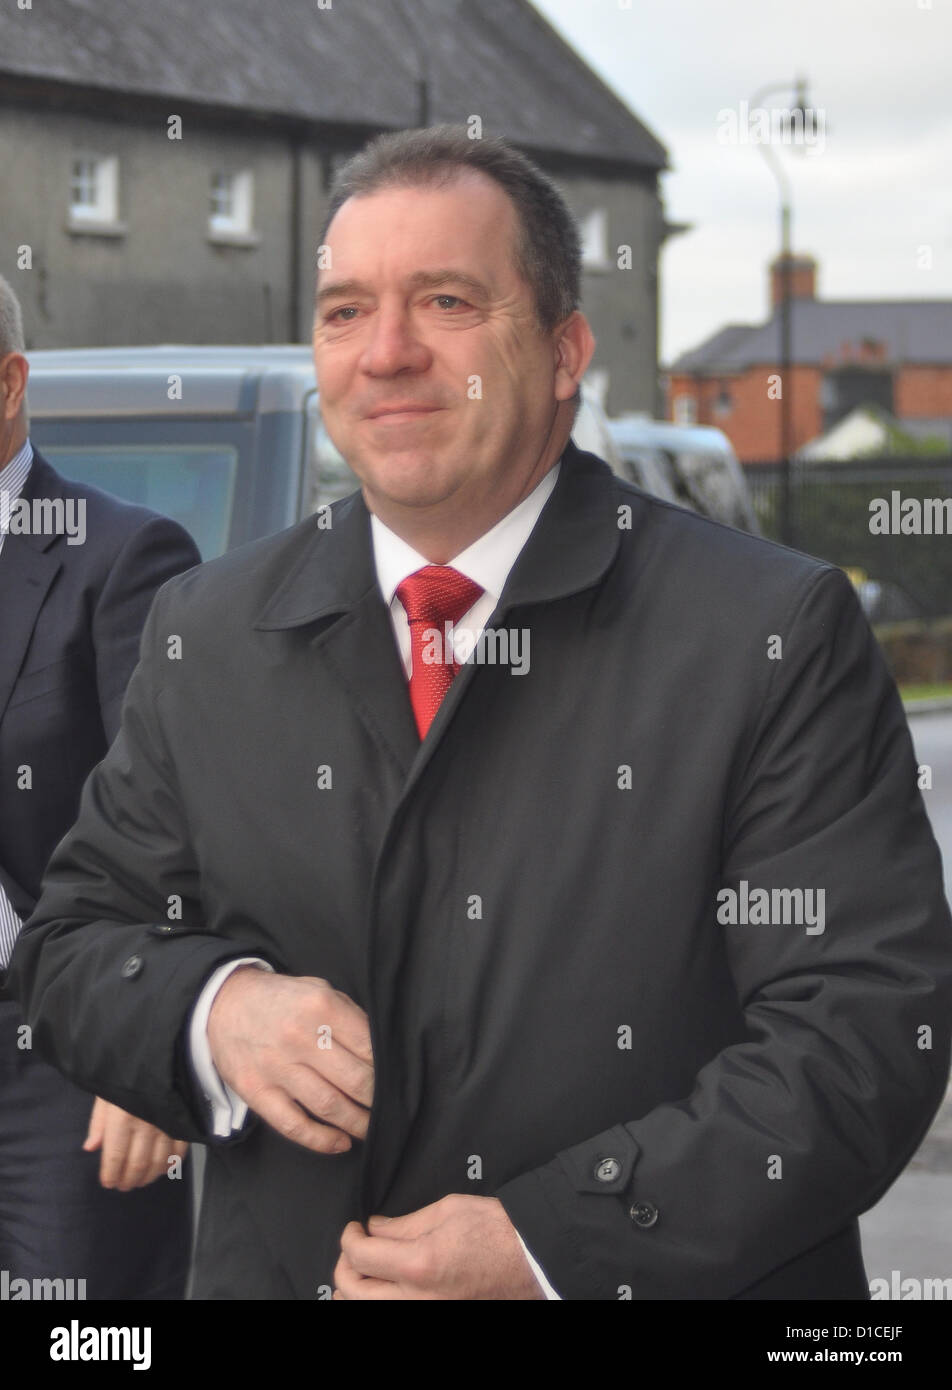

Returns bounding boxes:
[0,452,64,726]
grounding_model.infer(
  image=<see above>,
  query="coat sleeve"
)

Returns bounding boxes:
[7,577,272,1142]
[494,565,952,1299]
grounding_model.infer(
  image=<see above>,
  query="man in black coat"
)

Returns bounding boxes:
[0,275,200,1298]
[11,128,952,1300]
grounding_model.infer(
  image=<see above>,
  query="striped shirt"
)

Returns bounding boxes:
[0,438,35,968]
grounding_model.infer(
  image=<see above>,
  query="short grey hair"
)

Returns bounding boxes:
[0,274,25,356]
[319,125,582,334]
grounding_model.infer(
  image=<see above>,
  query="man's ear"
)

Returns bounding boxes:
[553,312,596,404]
[0,352,29,421]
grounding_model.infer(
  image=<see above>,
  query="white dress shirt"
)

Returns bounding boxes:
[189,460,563,1297]
[0,439,35,970]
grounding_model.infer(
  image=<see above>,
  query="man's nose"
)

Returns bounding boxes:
[359,304,431,377]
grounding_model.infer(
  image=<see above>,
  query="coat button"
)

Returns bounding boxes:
[629,1200,659,1228]
[594,1158,622,1183]
[121,954,144,980]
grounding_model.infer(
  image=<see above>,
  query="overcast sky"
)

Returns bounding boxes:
[534,0,952,365]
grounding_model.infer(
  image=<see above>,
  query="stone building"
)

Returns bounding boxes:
[0,0,672,417]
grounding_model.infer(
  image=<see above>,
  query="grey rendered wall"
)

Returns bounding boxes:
[1,105,662,416]
[0,105,293,347]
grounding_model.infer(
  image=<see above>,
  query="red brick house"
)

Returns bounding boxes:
[666,256,952,463]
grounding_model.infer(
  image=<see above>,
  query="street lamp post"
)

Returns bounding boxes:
[749,78,811,547]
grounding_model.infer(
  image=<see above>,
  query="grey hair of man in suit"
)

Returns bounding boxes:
[0,274,29,464]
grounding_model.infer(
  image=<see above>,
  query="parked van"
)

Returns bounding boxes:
[606,415,760,534]
[24,347,758,558]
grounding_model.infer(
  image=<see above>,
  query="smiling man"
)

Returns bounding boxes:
[11,126,952,1301]
[311,167,587,562]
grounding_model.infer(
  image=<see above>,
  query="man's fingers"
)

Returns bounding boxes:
[314,1040,375,1111]
[336,1276,410,1300]
[333,1247,408,1301]
[97,1111,135,1187]
[250,1085,353,1155]
[365,1204,439,1239]
[114,1118,161,1191]
[340,1221,428,1283]
[286,1063,370,1139]
[151,1131,183,1184]
[83,1097,107,1151]
[327,988,374,1065]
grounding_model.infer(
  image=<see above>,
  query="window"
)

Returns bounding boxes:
[673,395,697,426]
[208,169,256,241]
[68,155,120,228]
[580,208,610,271]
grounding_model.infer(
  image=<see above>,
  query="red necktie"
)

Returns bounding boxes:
[396,566,484,738]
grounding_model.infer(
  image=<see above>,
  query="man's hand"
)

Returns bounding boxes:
[83,1097,189,1191]
[206,967,374,1155]
[333,1195,547,1299]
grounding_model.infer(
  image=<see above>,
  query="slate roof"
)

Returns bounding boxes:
[671,300,952,372]
[0,0,668,170]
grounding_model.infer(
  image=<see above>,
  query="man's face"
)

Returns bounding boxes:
[313,171,588,540]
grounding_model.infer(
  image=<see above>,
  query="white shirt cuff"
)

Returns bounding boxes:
[516,1231,562,1299]
[189,957,274,1138]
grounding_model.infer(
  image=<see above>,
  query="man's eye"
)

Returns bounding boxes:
[328,306,358,322]
[433,295,465,310]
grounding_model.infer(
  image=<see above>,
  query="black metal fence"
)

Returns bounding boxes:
[743,456,952,621]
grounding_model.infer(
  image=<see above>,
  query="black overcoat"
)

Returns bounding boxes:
[11,441,952,1299]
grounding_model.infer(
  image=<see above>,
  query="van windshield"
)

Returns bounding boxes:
[29,419,249,559]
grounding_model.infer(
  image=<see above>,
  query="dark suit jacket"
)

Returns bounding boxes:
[1,449,200,997]
[10,440,952,1299]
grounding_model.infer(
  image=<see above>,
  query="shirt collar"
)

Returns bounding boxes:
[371,460,561,609]
[0,438,34,531]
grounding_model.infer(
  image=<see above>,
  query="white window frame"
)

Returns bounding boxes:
[208,169,256,243]
[68,154,121,230]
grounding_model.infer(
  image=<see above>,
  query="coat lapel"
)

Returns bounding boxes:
[253,489,420,777]
[399,438,625,795]
[0,453,64,726]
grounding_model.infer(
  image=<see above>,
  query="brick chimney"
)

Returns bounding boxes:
[769,254,818,309]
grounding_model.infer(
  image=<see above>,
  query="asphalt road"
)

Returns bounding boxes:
[858,709,952,1296]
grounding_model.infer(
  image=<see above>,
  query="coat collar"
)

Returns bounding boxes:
[252,437,622,632]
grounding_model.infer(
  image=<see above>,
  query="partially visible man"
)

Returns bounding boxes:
[0,274,200,1298]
